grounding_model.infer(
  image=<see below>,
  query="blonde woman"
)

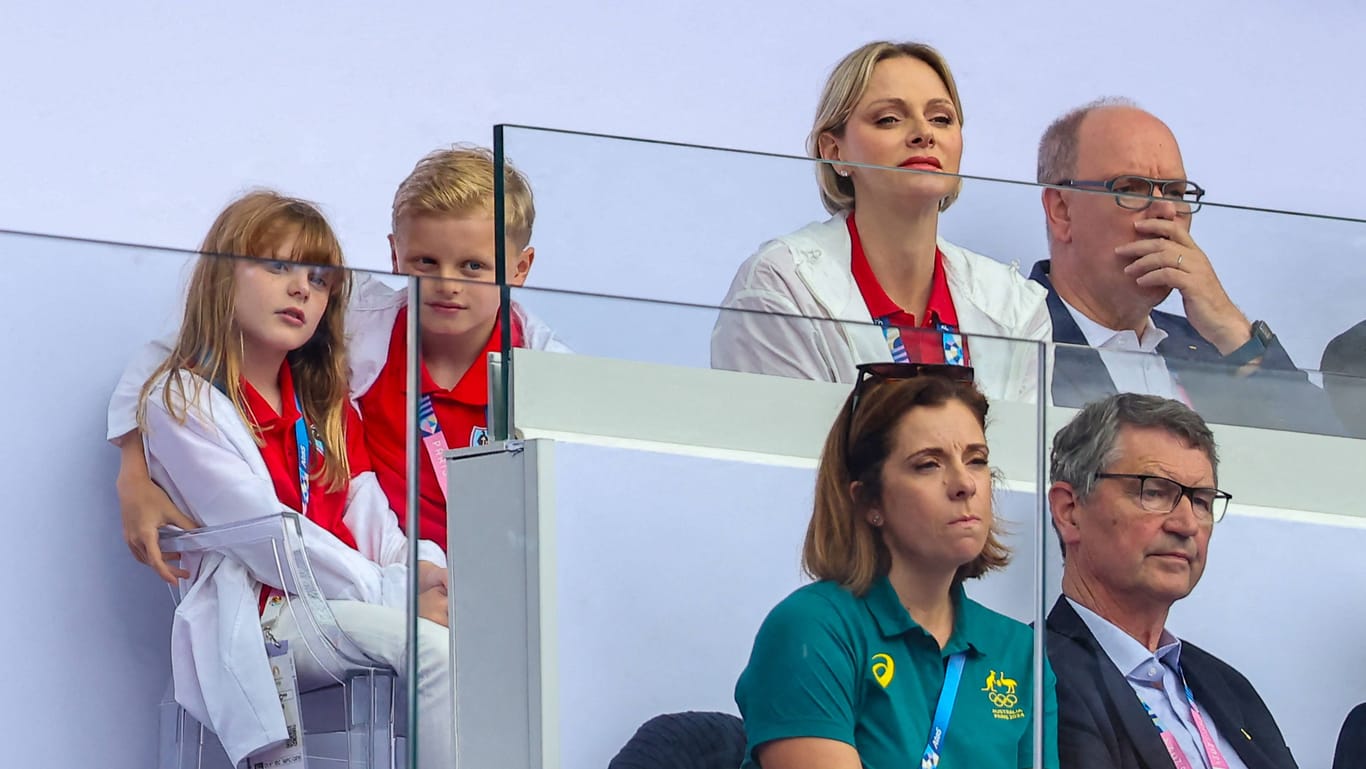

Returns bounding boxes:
[711,42,1050,401]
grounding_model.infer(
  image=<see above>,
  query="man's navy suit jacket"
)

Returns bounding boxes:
[1047,598,1299,769]
[1030,260,1341,434]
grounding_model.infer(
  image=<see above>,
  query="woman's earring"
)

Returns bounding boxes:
[871,514,883,526]
[836,167,850,178]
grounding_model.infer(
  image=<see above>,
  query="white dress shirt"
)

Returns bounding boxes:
[1059,297,1185,401]
[1068,598,1248,769]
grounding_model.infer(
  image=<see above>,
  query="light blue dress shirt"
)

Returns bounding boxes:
[1068,599,1248,769]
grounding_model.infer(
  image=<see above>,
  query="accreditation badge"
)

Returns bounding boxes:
[248,640,308,768]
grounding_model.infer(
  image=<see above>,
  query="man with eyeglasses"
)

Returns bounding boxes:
[1046,393,1297,769]
[1030,98,1335,433]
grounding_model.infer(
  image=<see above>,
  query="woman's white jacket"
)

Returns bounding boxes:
[710,212,1051,402]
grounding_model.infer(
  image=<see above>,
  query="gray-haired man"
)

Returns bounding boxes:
[1046,393,1297,769]
[1030,100,1338,434]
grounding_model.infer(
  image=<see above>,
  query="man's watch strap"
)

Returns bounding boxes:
[1223,320,1274,367]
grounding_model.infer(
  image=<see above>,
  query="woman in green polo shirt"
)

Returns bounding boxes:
[735,363,1058,769]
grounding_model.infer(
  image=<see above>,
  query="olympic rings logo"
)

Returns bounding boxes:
[988,692,1019,708]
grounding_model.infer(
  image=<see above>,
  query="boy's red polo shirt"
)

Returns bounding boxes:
[847,212,968,365]
[240,362,366,551]
[358,307,525,550]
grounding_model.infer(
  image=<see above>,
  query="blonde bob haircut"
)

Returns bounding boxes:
[391,144,536,251]
[803,374,1009,596]
[138,190,354,490]
[808,41,965,215]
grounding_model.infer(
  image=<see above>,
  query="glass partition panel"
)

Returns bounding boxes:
[1325,367,1366,440]
[493,124,1366,438]
[472,124,1366,768]
[1051,335,1350,436]
[1050,342,1366,516]
[492,124,826,308]
[0,229,196,768]
[0,230,434,769]
[1043,343,1366,769]
[439,285,1050,769]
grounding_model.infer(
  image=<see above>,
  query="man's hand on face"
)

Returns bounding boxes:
[1117,218,1252,355]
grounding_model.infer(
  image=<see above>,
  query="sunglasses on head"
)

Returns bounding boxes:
[843,362,976,470]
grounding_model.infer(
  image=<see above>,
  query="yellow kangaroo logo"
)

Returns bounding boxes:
[983,670,1020,707]
[871,653,895,688]
[982,670,1018,694]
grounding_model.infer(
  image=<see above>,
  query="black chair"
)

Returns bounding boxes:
[608,711,747,769]
[1322,319,1366,438]
[1334,703,1366,769]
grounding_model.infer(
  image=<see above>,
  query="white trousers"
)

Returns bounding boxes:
[272,599,454,769]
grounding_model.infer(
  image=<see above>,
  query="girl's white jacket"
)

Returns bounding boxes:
[710,212,1051,402]
[141,371,446,766]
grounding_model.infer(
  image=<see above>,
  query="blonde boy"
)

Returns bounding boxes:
[346,146,568,548]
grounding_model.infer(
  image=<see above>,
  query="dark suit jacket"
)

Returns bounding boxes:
[608,711,746,769]
[1334,703,1366,769]
[1047,597,1298,769]
[1029,260,1342,434]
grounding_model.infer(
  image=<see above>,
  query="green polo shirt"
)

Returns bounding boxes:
[735,576,1058,769]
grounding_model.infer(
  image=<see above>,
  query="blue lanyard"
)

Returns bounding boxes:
[877,318,968,367]
[938,322,967,367]
[920,652,966,769]
[292,393,312,515]
[417,393,443,438]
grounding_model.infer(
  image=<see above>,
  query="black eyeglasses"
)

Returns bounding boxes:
[844,362,975,470]
[1057,175,1206,215]
[1094,473,1232,523]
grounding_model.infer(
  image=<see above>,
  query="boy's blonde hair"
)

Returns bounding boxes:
[391,144,536,249]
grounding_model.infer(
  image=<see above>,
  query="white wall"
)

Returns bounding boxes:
[4,1,1364,254]
[3,2,1365,364]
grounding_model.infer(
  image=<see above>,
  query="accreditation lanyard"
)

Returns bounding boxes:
[291,393,314,516]
[262,395,317,627]
[1140,678,1231,769]
[919,652,967,769]
[417,394,451,499]
[878,318,968,367]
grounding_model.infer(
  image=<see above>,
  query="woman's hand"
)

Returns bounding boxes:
[116,432,199,584]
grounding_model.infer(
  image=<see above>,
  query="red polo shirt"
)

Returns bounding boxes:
[847,212,968,365]
[357,307,525,550]
[242,363,367,613]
